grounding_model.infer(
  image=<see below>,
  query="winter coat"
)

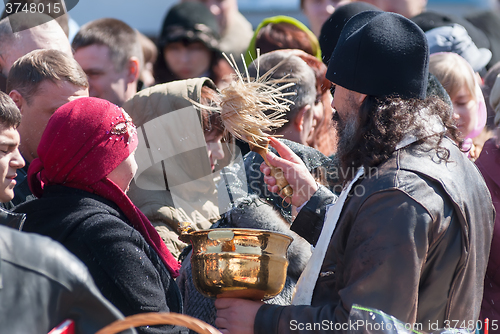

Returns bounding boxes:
[15,185,187,334]
[0,222,136,334]
[220,138,338,224]
[0,206,25,229]
[477,138,500,323]
[123,78,221,258]
[255,137,494,333]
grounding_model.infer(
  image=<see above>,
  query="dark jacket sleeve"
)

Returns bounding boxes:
[290,185,337,246]
[255,189,455,334]
[69,214,186,334]
[63,259,138,334]
[0,226,136,334]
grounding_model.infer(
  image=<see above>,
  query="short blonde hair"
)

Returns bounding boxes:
[429,52,477,102]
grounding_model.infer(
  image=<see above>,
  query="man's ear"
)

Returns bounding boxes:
[293,105,311,132]
[356,92,367,106]
[126,57,140,84]
[9,90,25,112]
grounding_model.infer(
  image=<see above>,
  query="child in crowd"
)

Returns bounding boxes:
[429,52,487,160]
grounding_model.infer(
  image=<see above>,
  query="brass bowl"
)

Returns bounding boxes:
[181,228,293,300]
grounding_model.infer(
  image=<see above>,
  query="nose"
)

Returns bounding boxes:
[210,141,225,161]
[179,49,190,64]
[11,148,25,169]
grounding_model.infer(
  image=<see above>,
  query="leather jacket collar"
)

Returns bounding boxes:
[0,207,25,230]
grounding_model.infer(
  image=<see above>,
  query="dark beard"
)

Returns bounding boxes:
[330,95,459,184]
[331,101,362,181]
[334,114,358,159]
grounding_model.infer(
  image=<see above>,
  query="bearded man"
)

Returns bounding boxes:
[214,11,494,334]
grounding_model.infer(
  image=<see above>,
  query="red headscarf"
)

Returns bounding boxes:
[28,97,181,277]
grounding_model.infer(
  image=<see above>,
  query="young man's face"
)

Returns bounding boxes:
[13,80,88,163]
[0,126,24,203]
[74,44,130,106]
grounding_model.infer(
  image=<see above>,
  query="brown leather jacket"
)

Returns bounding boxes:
[255,138,494,333]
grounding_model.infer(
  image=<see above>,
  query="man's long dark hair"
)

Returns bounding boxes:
[336,95,463,183]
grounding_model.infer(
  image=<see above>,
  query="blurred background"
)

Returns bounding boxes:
[0,0,496,37]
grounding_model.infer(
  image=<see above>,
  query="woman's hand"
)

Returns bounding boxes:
[215,298,263,334]
[260,137,318,207]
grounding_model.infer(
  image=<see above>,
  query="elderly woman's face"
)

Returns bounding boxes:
[107,151,138,193]
[164,42,212,80]
[307,93,325,143]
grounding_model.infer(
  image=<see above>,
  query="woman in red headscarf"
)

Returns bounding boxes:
[15,97,185,334]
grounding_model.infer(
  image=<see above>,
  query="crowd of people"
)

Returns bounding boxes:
[0,0,499,333]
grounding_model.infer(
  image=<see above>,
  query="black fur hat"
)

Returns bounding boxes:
[326,11,429,100]
[158,2,220,52]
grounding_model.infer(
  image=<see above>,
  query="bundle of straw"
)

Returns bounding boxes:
[218,52,296,197]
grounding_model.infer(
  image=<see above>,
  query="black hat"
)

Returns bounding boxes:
[426,72,452,109]
[326,11,429,99]
[158,2,220,51]
[411,11,490,50]
[319,2,381,66]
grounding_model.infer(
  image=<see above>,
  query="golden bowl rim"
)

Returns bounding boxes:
[185,228,293,241]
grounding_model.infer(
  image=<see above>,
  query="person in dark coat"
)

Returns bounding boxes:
[15,97,187,334]
[215,12,494,334]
